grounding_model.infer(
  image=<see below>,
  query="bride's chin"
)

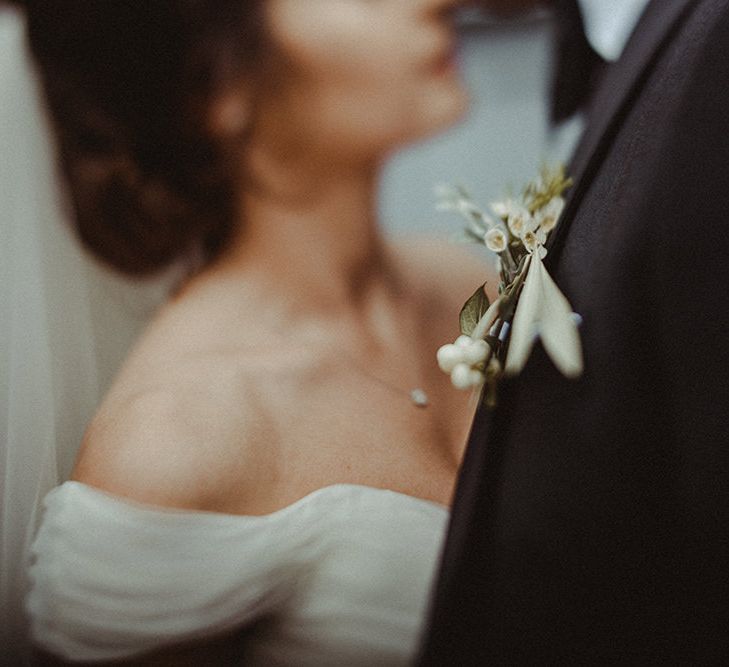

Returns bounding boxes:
[408,87,471,143]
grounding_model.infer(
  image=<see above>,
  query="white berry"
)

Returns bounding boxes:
[455,335,473,348]
[450,363,484,390]
[437,344,465,373]
[461,339,490,365]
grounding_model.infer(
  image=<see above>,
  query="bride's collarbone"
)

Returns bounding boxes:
[82,316,465,516]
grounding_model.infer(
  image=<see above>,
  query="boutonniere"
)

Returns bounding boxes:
[435,164,583,407]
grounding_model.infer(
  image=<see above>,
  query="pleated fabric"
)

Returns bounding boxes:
[28,482,448,665]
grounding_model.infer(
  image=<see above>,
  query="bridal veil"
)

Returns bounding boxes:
[0,5,172,659]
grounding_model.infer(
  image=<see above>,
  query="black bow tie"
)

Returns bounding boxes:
[551,0,607,123]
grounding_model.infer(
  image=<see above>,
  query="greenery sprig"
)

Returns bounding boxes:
[435,164,580,407]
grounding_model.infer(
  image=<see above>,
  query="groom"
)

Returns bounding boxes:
[420,0,729,663]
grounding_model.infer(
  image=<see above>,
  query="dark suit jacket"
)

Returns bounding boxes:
[419,0,729,663]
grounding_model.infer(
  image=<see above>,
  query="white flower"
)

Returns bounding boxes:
[484,227,508,253]
[450,363,485,390]
[517,213,547,257]
[492,199,535,239]
[507,204,533,238]
[521,226,547,257]
[436,163,577,394]
[536,196,565,234]
[490,198,515,220]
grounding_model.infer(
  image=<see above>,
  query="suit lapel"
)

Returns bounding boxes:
[545,0,698,265]
[454,0,698,486]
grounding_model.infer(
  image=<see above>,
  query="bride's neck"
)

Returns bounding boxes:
[212,157,401,316]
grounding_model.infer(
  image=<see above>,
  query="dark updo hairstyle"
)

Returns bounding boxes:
[16,0,264,275]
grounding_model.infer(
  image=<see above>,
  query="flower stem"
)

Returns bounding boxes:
[471,297,504,341]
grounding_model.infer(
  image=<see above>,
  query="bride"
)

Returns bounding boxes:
[20,0,493,663]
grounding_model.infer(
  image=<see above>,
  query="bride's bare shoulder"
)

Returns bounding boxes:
[389,234,497,305]
[72,302,280,513]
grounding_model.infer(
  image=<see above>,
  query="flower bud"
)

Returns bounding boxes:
[507,206,532,237]
[490,198,514,220]
[485,228,508,254]
[536,196,565,233]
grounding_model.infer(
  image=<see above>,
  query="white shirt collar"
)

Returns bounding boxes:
[577,0,652,61]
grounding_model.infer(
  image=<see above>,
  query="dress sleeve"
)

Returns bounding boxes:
[26,482,316,662]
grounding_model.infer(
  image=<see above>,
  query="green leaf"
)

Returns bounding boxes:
[459,284,491,337]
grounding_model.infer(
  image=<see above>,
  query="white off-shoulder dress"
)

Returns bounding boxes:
[26,481,449,665]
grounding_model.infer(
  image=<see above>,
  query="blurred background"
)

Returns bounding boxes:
[381,8,583,236]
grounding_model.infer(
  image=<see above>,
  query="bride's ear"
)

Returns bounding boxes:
[207,85,252,139]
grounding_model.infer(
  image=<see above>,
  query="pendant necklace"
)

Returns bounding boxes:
[346,357,430,408]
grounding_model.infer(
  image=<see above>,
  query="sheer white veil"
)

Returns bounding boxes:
[0,6,173,660]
